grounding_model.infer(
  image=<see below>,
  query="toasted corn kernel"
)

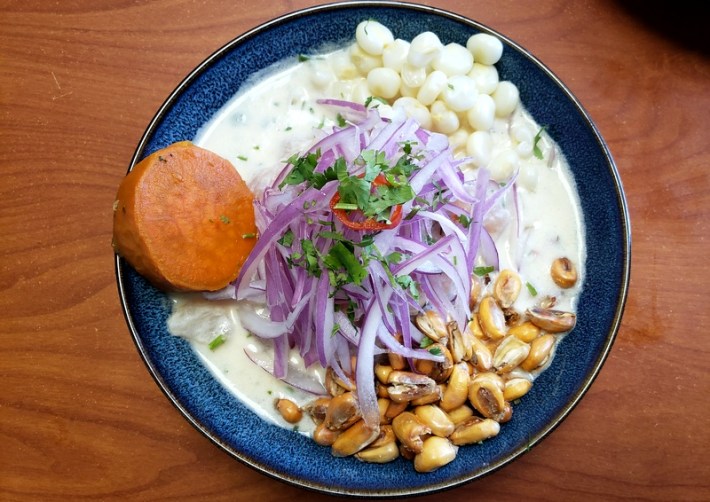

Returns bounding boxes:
[331,419,380,457]
[325,367,354,396]
[375,363,393,385]
[507,367,534,382]
[355,425,400,463]
[410,384,443,406]
[414,436,458,473]
[275,398,302,424]
[502,306,521,326]
[392,411,431,454]
[388,333,407,370]
[503,377,533,401]
[467,315,485,340]
[521,333,556,371]
[551,257,578,288]
[526,307,576,333]
[378,398,391,424]
[415,310,449,342]
[493,269,522,308]
[447,404,475,424]
[384,400,408,420]
[303,397,331,425]
[468,372,506,421]
[412,344,454,383]
[387,371,438,403]
[467,334,493,371]
[492,335,531,374]
[469,274,483,309]
[478,297,507,340]
[447,321,467,363]
[539,295,557,309]
[324,391,361,431]
[499,401,513,423]
[440,362,470,412]
[388,351,406,370]
[376,382,390,398]
[313,422,340,446]
[414,405,455,437]
[508,321,541,343]
[449,416,500,445]
[399,443,416,461]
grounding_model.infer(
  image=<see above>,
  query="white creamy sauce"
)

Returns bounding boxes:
[166,46,586,435]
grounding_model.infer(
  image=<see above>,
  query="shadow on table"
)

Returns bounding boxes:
[617,1,709,56]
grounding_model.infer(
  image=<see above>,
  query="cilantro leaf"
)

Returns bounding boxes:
[474,265,495,276]
[533,126,546,160]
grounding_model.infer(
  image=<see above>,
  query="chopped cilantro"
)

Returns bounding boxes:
[219,215,231,224]
[533,126,546,160]
[419,336,434,348]
[336,113,347,127]
[526,281,538,296]
[278,229,294,247]
[457,214,472,228]
[474,265,495,276]
[364,96,388,107]
[237,155,248,161]
[208,334,226,351]
[297,54,310,62]
[428,346,443,356]
[242,233,256,239]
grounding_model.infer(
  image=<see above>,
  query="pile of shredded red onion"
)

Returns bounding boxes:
[215,100,516,429]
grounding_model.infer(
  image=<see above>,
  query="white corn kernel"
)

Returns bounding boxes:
[393,97,432,129]
[401,63,427,88]
[308,59,336,89]
[511,123,534,144]
[465,131,492,166]
[407,31,443,68]
[448,128,469,153]
[350,43,382,76]
[416,70,447,106]
[432,43,473,76]
[367,67,401,99]
[468,63,499,95]
[492,81,520,117]
[466,93,495,131]
[517,141,534,158]
[399,82,418,98]
[466,33,504,65]
[356,20,394,56]
[351,78,371,105]
[382,39,410,72]
[441,75,478,112]
[329,51,358,80]
[430,100,460,134]
[518,163,538,191]
[329,79,356,101]
[489,150,519,182]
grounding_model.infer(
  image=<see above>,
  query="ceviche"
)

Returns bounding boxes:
[114,20,585,473]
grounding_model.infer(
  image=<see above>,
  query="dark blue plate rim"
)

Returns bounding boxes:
[115,1,631,496]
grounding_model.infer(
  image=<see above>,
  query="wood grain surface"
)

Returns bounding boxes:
[1,1,708,500]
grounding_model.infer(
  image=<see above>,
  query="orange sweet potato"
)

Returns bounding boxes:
[113,141,257,292]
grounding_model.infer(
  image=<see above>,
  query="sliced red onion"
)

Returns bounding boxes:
[244,346,326,395]
[221,102,515,426]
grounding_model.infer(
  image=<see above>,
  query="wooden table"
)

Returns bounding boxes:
[2,1,708,500]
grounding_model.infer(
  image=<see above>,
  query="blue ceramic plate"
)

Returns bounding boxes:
[116,1,630,497]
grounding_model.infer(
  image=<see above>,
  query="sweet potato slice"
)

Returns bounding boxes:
[113,141,257,292]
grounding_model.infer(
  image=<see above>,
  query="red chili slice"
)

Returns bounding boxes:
[330,174,403,231]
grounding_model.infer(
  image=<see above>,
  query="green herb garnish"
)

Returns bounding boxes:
[533,126,546,160]
[473,265,495,276]
[208,334,226,351]
[526,281,538,296]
